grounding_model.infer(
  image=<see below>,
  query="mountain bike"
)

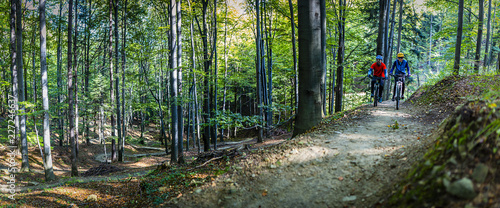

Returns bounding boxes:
[369,76,384,107]
[390,74,406,110]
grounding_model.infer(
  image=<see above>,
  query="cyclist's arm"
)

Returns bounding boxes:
[389,61,395,75]
[406,61,411,76]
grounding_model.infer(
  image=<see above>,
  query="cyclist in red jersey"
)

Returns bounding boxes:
[368,55,387,103]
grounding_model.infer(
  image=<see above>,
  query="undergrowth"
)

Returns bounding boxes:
[386,75,500,207]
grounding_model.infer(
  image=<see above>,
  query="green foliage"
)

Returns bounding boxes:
[391,120,400,129]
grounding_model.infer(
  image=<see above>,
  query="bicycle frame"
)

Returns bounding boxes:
[370,76,383,107]
[391,74,405,110]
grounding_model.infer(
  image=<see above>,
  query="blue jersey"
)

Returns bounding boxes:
[390,60,410,75]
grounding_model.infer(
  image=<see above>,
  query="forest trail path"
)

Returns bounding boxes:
[177,100,437,208]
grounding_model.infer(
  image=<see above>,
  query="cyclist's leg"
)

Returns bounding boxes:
[392,78,397,100]
[379,78,385,98]
[371,79,375,97]
[402,79,406,99]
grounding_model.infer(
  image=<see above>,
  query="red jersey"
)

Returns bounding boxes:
[370,62,387,78]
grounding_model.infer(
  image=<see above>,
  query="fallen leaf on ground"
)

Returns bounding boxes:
[262,190,268,196]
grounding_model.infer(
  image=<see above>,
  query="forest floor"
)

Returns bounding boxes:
[1,75,499,207]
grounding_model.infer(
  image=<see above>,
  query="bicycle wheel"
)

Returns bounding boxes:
[374,84,378,107]
[395,84,400,110]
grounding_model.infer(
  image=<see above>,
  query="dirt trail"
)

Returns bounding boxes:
[176,100,437,208]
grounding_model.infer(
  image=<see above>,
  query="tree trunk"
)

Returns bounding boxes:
[56,0,64,147]
[397,0,403,53]
[377,0,387,56]
[188,4,201,153]
[474,0,484,73]
[335,0,346,113]
[320,0,326,116]
[15,0,29,172]
[201,0,211,152]
[68,0,78,177]
[454,0,465,75]
[111,138,116,162]
[287,0,298,112]
[498,52,500,74]
[170,0,183,163]
[84,0,92,145]
[293,0,324,137]
[384,0,397,100]
[112,0,122,162]
[109,0,115,137]
[121,0,128,162]
[483,0,492,71]
[255,0,264,142]
[383,0,390,64]
[264,1,274,130]
[328,27,337,115]
[429,15,432,67]
[31,32,37,106]
[212,0,218,148]
[40,0,55,182]
[10,0,19,151]
[222,0,228,140]
[73,0,80,161]
[176,0,184,163]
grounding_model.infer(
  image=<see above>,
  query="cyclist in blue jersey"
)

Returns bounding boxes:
[389,53,411,101]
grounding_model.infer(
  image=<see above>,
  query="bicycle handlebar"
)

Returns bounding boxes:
[390,74,409,78]
[368,75,386,80]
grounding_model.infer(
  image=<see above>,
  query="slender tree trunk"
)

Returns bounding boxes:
[454,0,465,75]
[384,0,397,100]
[487,7,496,70]
[377,0,387,56]
[483,0,492,71]
[188,4,201,153]
[202,1,211,151]
[222,0,228,140]
[56,0,64,147]
[397,0,403,53]
[474,0,484,73]
[73,0,80,160]
[170,0,178,159]
[498,52,500,74]
[112,0,122,162]
[293,0,324,137]
[176,0,184,163]
[328,27,337,115]
[10,0,19,151]
[287,0,298,113]
[16,0,29,172]
[335,0,346,113]
[68,0,78,177]
[109,0,115,137]
[121,0,128,162]
[40,0,55,182]
[429,15,432,67]
[255,0,264,142]
[84,0,92,145]
[32,32,36,105]
[213,0,218,146]
[320,0,326,115]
